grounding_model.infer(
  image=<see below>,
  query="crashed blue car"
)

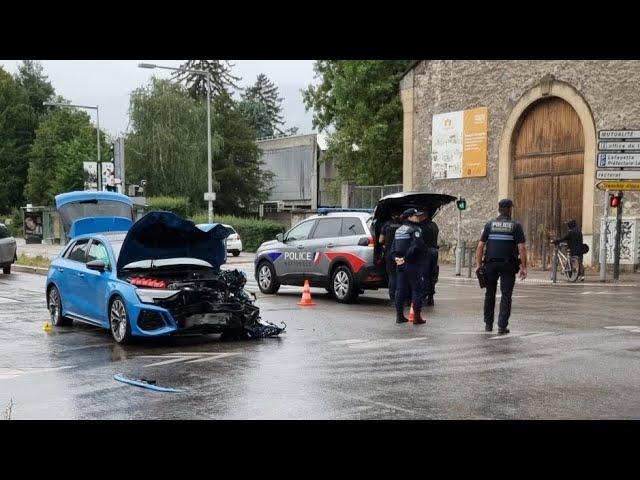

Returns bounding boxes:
[46,191,284,344]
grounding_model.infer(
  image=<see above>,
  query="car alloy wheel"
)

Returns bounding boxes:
[48,286,71,326]
[259,264,272,290]
[110,298,130,343]
[333,270,350,300]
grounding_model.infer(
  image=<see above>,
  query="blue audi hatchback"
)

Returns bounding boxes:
[46,191,283,343]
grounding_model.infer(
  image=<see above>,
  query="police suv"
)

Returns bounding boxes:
[254,193,456,303]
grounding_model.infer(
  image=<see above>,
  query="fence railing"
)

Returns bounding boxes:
[343,183,403,209]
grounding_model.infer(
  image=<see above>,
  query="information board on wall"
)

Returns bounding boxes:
[431,107,487,179]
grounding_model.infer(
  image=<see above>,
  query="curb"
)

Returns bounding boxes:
[12,264,49,276]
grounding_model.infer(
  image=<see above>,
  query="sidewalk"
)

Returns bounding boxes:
[438,263,640,286]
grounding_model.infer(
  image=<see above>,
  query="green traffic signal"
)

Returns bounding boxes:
[456,198,467,211]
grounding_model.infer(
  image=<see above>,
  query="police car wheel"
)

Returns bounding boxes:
[257,262,280,294]
[331,265,358,303]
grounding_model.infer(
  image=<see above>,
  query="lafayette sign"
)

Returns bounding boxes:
[597,153,640,168]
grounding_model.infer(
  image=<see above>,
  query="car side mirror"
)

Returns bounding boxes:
[358,237,370,247]
[86,260,107,272]
[276,233,284,243]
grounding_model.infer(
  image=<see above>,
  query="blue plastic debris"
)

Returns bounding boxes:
[113,373,185,393]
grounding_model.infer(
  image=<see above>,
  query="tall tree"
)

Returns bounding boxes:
[25,101,107,205]
[16,60,55,117]
[239,73,284,136]
[125,78,272,214]
[173,60,242,99]
[302,60,411,185]
[0,67,33,213]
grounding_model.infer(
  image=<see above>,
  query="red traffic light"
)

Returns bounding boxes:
[610,194,622,208]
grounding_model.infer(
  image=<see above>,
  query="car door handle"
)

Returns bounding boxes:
[297,245,305,249]
[326,243,335,248]
[57,267,64,273]
[77,272,84,277]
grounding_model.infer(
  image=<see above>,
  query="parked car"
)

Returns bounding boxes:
[224,225,243,256]
[0,223,17,274]
[46,191,283,344]
[254,193,456,303]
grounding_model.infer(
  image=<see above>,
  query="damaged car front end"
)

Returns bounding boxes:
[117,211,285,341]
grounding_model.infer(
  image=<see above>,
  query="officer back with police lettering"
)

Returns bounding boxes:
[390,208,428,324]
[475,199,528,334]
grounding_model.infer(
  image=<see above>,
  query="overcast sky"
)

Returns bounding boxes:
[0,60,318,137]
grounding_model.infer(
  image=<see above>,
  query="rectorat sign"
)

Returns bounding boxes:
[431,107,488,180]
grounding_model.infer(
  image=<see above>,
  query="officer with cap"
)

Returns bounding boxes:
[390,208,428,324]
[379,209,403,304]
[475,199,528,334]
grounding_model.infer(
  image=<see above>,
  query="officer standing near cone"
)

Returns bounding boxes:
[390,208,427,324]
[475,199,527,334]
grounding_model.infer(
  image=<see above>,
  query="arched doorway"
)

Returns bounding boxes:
[512,96,584,267]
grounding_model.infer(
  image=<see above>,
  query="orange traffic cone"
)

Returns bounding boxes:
[298,279,316,307]
[408,303,415,323]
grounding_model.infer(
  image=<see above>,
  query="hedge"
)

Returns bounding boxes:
[146,196,192,218]
[190,212,285,252]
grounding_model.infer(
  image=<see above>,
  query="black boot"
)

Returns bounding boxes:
[426,295,434,306]
[413,309,426,325]
[396,312,409,323]
[498,327,510,335]
[485,323,493,332]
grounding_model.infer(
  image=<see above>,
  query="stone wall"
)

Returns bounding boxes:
[402,60,640,265]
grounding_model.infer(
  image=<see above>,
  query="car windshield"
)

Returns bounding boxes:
[122,258,214,269]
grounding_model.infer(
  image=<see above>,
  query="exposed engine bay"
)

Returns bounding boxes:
[124,265,285,339]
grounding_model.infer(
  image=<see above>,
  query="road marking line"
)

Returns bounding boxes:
[604,326,640,333]
[333,391,416,415]
[183,353,240,364]
[0,297,19,304]
[0,365,74,380]
[141,352,240,367]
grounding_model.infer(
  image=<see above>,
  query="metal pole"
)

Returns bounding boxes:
[206,74,213,224]
[96,107,101,191]
[613,191,623,281]
[467,246,473,278]
[455,208,462,276]
[551,243,558,283]
[600,189,609,282]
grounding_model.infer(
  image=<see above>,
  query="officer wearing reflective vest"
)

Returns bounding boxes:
[475,199,528,334]
[390,208,428,324]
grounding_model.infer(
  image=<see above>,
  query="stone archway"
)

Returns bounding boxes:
[498,77,597,265]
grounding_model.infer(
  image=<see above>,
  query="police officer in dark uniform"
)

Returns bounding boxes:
[378,210,403,304]
[418,211,439,306]
[475,199,528,334]
[390,208,427,324]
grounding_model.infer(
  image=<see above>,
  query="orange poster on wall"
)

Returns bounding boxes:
[462,107,488,177]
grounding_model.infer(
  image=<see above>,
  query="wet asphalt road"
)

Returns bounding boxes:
[1,269,639,419]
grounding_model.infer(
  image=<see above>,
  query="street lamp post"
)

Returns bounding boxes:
[43,102,102,190]
[138,62,215,223]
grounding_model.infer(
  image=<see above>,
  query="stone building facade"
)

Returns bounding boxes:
[400,60,640,268]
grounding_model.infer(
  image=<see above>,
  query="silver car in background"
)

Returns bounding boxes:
[0,223,17,274]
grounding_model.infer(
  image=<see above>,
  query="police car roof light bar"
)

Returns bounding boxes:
[317,208,374,215]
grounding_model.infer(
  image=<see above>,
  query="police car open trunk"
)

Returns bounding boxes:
[117,211,284,337]
[372,192,457,262]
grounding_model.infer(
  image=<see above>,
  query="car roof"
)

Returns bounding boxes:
[69,231,128,244]
[305,211,372,222]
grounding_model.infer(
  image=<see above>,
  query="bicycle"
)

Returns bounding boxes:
[551,241,581,282]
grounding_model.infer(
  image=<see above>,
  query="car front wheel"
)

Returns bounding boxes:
[109,296,132,344]
[331,265,358,303]
[48,285,72,326]
[2,265,10,274]
[257,262,280,294]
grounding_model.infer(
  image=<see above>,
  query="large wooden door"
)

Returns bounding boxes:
[512,97,584,268]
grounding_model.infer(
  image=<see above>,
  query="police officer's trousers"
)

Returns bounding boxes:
[421,247,439,299]
[385,256,397,301]
[483,261,518,329]
[395,263,423,315]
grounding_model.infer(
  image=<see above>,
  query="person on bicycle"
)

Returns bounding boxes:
[553,219,584,281]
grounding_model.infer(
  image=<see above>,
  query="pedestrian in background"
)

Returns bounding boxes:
[418,211,439,306]
[379,209,403,305]
[390,208,427,324]
[475,199,528,334]
[553,219,584,281]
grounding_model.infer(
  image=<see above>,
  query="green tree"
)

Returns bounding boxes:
[173,60,242,99]
[0,67,33,213]
[302,60,411,185]
[125,78,272,215]
[239,73,285,137]
[16,60,55,118]
[25,102,106,205]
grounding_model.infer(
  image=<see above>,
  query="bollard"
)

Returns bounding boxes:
[542,241,548,271]
[551,244,558,283]
[467,246,473,278]
[461,241,467,267]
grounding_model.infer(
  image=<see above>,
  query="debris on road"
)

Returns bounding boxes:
[113,373,185,393]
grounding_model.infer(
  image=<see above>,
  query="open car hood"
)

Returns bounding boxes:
[116,211,233,272]
[372,191,456,234]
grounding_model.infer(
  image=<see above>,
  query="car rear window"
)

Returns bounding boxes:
[0,225,10,239]
[341,217,366,236]
[66,239,90,263]
[312,218,343,239]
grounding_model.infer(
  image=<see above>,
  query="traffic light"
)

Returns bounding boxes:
[610,192,623,208]
[109,143,115,162]
[456,197,467,211]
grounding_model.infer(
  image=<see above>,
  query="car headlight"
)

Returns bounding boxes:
[136,288,178,304]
